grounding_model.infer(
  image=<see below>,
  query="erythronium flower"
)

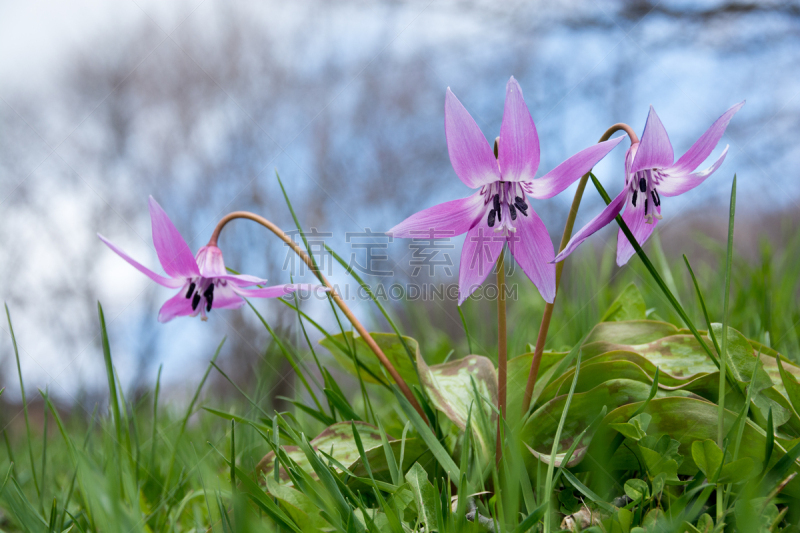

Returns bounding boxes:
[387,76,625,304]
[555,101,744,266]
[98,196,325,322]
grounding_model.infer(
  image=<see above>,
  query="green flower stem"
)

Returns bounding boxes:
[521,123,639,415]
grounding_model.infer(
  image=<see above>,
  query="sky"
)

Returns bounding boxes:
[1,0,798,403]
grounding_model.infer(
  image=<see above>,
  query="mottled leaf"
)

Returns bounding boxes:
[405,463,437,533]
[265,477,328,531]
[584,320,679,346]
[257,421,386,483]
[320,331,420,386]
[417,353,497,460]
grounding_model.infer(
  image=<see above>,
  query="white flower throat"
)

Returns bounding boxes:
[481,180,530,236]
[630,168,663,224]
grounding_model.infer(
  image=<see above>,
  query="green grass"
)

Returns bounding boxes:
[2,197,799,531]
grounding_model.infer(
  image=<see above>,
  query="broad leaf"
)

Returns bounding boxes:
[320,331,420,386]
[417,353,497,461]
[405,463,437,533]
[601,282,647,322]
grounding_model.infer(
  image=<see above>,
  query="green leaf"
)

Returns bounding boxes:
[609,413,652,442]
[638,434,682,482]
[691,439,723,483]
[320,331,420,386]
[265,477,328,531]
[417,353,497,461]
[405,463,437,533]
[624,478,649,501]
[776,355,800,413]
[258,421,385,483]
[601,283,647,322]
[584,320,679,346]
[717,457,755,484]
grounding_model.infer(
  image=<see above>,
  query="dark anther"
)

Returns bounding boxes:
[639,177,647,193]
[514,196,528,211]
[510,203,517,220]
[206,295,213,312]
[493,194,500,213]
[185,282,196,299]
[192,293,201,311]
[487,209,496,228]
[203,284,214,298]
[652,189,661,206]
[632,189,638,207]
[644,198,649,216]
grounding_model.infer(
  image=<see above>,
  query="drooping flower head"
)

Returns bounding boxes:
[388,76,625,304]
[555,101,744,266]
[99,196,324,322]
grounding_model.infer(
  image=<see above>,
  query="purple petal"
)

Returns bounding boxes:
[498,76,540,182]
[672,101,744,175]
[658,146,728,198]
[445,88,501,188]
[507,208,556,303]
[157,291,196,322]
[554,188,627,263]
[235,283,326,299]
[387,192,485,238]
[528,136,626,199]
[211,284,246,310]
[148,196,200,279]
[632,106,674,173]
[195,245,226,278]
[98,233,183,288]
[458,219,505,305]
[218,273,270,287]
[616,191,661,266]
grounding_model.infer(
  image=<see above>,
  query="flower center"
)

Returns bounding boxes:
[185,277,227,316]
[481,181,529,235]
[630,169,663,224]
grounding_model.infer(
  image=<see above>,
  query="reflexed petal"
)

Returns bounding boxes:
[658,146,728,197]
[554,188,627,263]
[507,207,556,303]
[211,284,246,310]
[98,233,183,288]
[148,196,200,279]
[528,136,626,199]
[458,219,505,305]
[158,291,196,322]
[445,88,501,188]
[218,273,270,287]
[387,192,485,238]
[672,101,743,175]
[632,106,674,173]
[235,283,326,299]
[616,190,661,266]
[498,76,540,182]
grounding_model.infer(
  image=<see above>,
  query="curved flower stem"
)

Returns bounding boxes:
[520,123,639,415]
[496,247,507,468]
[209,211,428,422]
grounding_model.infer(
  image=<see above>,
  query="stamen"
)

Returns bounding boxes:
[487,209,496,228]
[185,282,196,299]
[192,293,201,311]
[644,198,649,216]
[206,295,213,312]
[639,177,647,192]
[652,189,661,207]
[493,194,500,213]
[514,196,528,211]
[632,189,638,207]
[509,203,517,220]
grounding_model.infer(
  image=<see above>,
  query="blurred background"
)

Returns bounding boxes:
[1,0,799,420]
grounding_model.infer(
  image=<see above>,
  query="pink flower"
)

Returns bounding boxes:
[388,77,624,304]
[555,101,744,266]
[98,197,323,322]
